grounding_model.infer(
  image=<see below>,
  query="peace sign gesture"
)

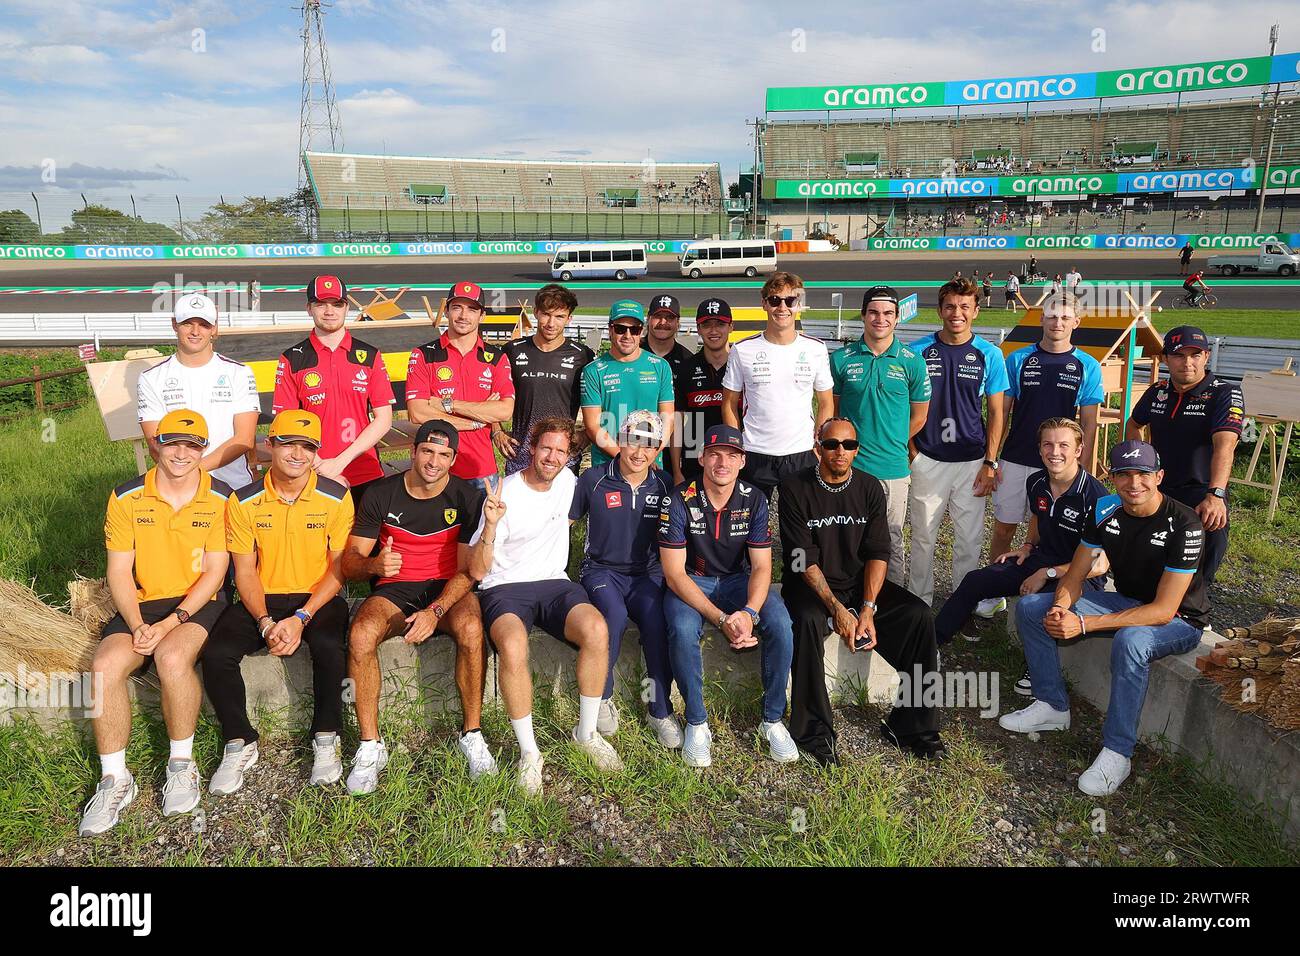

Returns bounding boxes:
[482,471,507,526]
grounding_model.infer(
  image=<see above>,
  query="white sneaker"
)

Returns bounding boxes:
[458,730,499,779]
[518,750,545,796]
[346,740,389,795]
[161,759,201,817]
[78,773,137,837]
[310,733,342,786]
[597,698,620,736]
[1079,748,1132,797]
[571,727,624,772]
[682,722,713,768]
[209,740,259,796]
[974,597,1007,619]
[759,720,799,763]
[999,699,1071,734]
[646,712,683,749]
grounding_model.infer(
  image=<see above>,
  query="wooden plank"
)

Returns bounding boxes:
[1241,372,1300,421]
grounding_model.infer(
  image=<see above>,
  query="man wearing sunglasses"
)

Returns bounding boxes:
[778,417,944,764]
[721,272,834,499]
[830,285,931,584]
[580,299,675,469]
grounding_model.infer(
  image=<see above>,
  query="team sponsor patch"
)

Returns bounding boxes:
[304,371,322,388]
[605,492,622,509]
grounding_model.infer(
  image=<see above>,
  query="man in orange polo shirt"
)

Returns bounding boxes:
[81,410,232,837]
[406,280,516,491]
[201,410,355,796]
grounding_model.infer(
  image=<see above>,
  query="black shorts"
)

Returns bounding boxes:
[101,596,228,672]
[367,578,452,616]
[479,580,591,642]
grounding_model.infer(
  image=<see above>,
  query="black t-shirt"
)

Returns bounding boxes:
[646,338,695,391]
[1130,375,1244,496]
[502,336,595,474]
[675,351,728,475]
[776,467,891,594]
[352,472,485,586]
[1080,493,1210,628]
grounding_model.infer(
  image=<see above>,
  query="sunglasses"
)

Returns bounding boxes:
[819,438,860,451]
[610,324,643,336]
[765,294,801,308]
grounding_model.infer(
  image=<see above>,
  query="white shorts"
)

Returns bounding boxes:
[993,459,1038,524]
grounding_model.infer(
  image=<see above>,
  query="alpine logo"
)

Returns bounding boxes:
[1121,448,1143,459]
[1150,530,1169,544]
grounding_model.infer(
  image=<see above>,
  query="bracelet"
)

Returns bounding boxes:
[716,612,729,629]
[1076,611,1087,635]
[260,620,274,638]
[742,605,760,623]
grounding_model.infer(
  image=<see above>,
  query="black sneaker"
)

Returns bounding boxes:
[879,721,947,761]
[1014,671,1033,696]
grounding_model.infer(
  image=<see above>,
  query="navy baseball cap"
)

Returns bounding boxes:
[703,424,744,452]
[695,298,733,323]
[1109,440,1162,474]
[861,285,901,312]
[307,275,348,303]
[647,294,680,317]
[415,420,460,453]
[1164,326,1211,353]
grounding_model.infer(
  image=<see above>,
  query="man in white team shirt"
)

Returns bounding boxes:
[720,271,834,499]
[469,416,622,796]
[138,294,260,489]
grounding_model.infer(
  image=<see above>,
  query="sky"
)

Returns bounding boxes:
[0,0,1294,217]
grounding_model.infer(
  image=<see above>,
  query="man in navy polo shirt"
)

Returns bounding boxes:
[986,292,1104,615]
[659,424,797,768]
[571,410,681,749]
[907,276,1009,606]
[1126,326,1243,586]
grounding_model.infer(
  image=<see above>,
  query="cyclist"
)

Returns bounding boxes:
[1182,270,1211,307]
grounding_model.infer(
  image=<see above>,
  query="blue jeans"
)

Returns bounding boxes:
[580,567,674,719]
[466,476,489,493]
[1016,591,1203,757]
[663,572,794,726]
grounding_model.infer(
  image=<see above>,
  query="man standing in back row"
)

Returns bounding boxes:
[643,294,695,391]
[671,297,733,485]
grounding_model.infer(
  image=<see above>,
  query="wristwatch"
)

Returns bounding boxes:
[1210,487,1227,500]
[174,607,190,624]
[429,603,445,619]
[294,608,313,626]
[742,606,760,627]
[442,396,455,414]
[1046,567,1058,580]
[716,612,729,630]
[862,599,879,613]
[983,459,1000,471]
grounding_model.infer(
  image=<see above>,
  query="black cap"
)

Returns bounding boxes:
[702,424,744,452]
[695,297,733,322]
[861,285,901,312]
[1163,326,1211,353]
[1109,440,1161,474]
[415,420,460,453]
[307,275,348,303]
[647,294,680,317]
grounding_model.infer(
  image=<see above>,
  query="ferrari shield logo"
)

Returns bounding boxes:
[444,508,457,524]
[354,349,368,362]
[482,351,494,361]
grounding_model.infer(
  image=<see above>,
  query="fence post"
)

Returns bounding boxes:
[33,366,43,414]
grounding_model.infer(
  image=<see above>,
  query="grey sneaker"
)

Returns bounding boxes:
[682,722,712,768]
[646,712,683,749]
[310,732,342,786]
[346,741,389,795]
[759,720,800,763]
[78,773,138,837]
[209,740,259,796]
[571,727,624,772]
[457,730,499,779]
[161,759,201,817]
[518,750,545,796]
[597,698,620,736]
[974,597,1007,619]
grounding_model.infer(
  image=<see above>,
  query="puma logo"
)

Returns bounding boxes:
[387,512,403,523]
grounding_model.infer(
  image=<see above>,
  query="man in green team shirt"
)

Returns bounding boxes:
[580,299,675,467]
[830,285,931,584]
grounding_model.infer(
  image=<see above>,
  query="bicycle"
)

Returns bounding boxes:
[1171,291,1218,310]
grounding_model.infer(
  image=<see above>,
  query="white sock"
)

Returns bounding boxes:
[100,749,127,780]
[577,695,601,741]
[357,738,382,758]
[511,714,539,756]
[169,736,194,762]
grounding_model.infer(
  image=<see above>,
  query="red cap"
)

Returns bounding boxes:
[308,275,347,303]
[448,281,486,307]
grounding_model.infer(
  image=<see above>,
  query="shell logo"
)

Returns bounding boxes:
[436,366,454,381]
[304,372,323,388]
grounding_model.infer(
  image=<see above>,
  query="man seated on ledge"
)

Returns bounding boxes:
[1000,440,1210,797]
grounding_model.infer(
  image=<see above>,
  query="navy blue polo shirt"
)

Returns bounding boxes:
[912,332,1010,462]
[1129,374,1244,496]
[570,457,671,578]
[1001,345,1105,467]
[1025,466,1107,565]
[658,478,771,578]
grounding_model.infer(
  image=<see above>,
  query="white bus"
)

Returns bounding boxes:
[550,242,649,281]
[679,240,777,279]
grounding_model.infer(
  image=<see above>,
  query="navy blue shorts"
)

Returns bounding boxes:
[479,580,591,643]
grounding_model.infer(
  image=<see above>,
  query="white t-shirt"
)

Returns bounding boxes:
[721,332,833,456]
[472,467,576,590]
[1065,271,1082,287]
[137,353,261,489]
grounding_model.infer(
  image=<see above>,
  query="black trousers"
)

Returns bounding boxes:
[202,593,349,743]
[1165,485,1228,586]
[785,578,939,760]
[741,449,816,500]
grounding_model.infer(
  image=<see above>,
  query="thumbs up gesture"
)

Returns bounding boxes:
[373,536,403,578]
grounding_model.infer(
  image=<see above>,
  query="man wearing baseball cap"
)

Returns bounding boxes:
[203,410,355,797]
[138,293,260,490]
[272,275,395,504]
[580,299,674,468]
[340,420,495,792]
[1002,440,1210,797]
[407,281,516,491]
[659,424,797,768]
[671,298,733,485]
[643,294,694,391]
[570,410,680,748]
[1126,326,1243,585]
[80,410,233,836]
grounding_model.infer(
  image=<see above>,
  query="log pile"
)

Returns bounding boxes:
[1196,616,1300,730]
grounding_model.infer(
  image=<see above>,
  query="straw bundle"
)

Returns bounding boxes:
[68,575,116,633]
[1263,659,1300,731]
[1198,616,1300,730]
[0,578,99,687]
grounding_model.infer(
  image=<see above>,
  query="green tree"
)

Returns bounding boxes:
[58,205,182,243]
[0,210,42,243]
[190,195,309,242]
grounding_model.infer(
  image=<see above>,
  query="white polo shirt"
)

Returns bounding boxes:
[472,467,576,590]
[721,332,833,456]
[137,352,261,489]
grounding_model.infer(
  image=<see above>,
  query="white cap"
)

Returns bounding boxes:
[173,293,218,325]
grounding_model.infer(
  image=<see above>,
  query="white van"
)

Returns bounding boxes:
[550,243,649,281]
[679,240,777,279]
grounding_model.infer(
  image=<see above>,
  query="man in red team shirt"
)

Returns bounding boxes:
[272,275,396,504]
[406,281,516,491]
